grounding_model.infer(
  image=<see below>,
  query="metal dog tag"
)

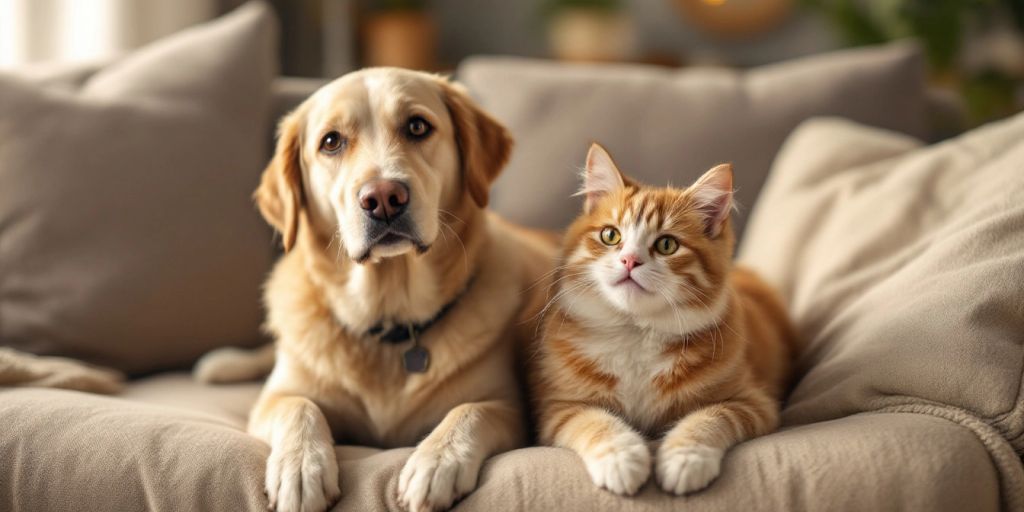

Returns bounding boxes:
[402,325,429,373]
[403,346,430,373]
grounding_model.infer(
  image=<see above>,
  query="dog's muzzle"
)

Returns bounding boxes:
[352,179,429,261]
[359,179,409,224]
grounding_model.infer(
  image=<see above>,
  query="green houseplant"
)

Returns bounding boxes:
[803,0,1024,123]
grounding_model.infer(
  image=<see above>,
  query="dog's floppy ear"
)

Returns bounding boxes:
[255,112,304,251]
[438,79,513,208]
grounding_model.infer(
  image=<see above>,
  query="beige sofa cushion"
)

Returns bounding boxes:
[0,2,277,375]
[0,374,1005,511]
[740,114,1024,507]
[458,43,928,235]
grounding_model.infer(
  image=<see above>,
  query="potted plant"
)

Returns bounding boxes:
[361,0,436,70]
[543,0,636,61]
[802,0,1024,124]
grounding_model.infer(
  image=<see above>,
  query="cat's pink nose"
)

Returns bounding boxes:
[621,254,643,272]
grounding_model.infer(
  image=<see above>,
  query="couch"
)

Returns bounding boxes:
[2,3,1021,511]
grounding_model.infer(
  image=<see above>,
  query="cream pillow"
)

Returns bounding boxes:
[740,115,1024,462]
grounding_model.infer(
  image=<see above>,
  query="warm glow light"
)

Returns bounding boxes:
[0,0,26,68]
[702,0,727,5]
[60,0,120,62]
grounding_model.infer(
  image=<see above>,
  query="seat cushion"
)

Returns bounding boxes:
[457,42,928,236]
[463,414,1000,512]
[0,382,266,512]
[0,2,277,375]
[0,373,1004,511]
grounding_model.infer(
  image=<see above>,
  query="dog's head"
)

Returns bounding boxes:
[256,68,512,262]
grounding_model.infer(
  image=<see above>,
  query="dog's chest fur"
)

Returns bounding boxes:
[273,322,480,447]
[265,226,528,448]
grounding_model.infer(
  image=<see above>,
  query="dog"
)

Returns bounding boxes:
[195,68,556,512]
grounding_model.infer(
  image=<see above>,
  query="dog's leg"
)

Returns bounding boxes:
[193,343,276,384]
[398,399,523,512]
[250,393,341,512]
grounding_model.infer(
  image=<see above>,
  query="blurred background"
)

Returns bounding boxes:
[2,0,1023,124]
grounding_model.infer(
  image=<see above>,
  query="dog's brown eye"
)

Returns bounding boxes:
[406,116,432,139]
[319,131,345,154]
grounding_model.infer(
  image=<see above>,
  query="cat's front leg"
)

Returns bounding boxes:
[540,402,651,495]
[656,389,778,495]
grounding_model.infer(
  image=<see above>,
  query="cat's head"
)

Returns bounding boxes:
[557,143,735,333]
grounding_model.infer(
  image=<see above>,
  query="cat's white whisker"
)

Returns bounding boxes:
[556,281,597,336]
[531,278,591,327]
[524,263,578,294]
[534,280,596,338]
[654,287,686,337]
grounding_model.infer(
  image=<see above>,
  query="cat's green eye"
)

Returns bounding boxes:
[599,227,621,246]
[654,236,679,255]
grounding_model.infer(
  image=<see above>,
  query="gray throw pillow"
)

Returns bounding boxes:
[458,43,929,236]
[0,1,277,375]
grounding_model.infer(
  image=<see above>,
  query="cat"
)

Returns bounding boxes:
[532,143,797,496]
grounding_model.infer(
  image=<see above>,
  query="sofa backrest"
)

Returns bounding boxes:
[20,62,968,221]
[268,77,327,155]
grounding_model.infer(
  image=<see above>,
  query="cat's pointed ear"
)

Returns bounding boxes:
[579,143,626,213]
[690,163,734,238]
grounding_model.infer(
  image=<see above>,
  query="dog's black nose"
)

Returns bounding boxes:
[359,180,409,222]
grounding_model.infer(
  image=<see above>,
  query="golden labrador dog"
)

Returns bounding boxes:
[195,68,555,512]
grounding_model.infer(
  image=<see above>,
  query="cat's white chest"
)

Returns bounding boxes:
[578,326,675,430]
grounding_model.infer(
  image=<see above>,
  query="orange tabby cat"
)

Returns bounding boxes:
[533,143,796,496]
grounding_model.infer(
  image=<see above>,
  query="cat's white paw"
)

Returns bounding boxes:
[398,445,480,512]
[656,443,723,495]
[265,433,340,512]
[581,431,652,495]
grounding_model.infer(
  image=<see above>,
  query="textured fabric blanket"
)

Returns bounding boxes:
[0,347,123,394]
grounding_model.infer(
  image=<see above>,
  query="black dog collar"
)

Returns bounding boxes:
[365,276,475,373]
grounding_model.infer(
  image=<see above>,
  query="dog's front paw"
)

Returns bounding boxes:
[398,446,480,512]
[655,443,723,495]
[581,431,651,495]
[266,435,340,512]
